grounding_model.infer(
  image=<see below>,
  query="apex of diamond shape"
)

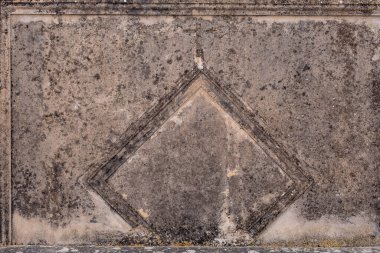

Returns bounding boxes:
[87,67,312,245]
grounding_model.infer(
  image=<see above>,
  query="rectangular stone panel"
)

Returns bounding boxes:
[0,1,380,248]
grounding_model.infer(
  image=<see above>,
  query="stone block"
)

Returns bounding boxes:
[0,0,379,248]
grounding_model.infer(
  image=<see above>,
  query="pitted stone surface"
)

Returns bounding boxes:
[109,87,292,243]
[88,72,310,244]
[0,0,379,248]
[0,246,379,253]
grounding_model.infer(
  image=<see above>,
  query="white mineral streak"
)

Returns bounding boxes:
[195,56,204,70]
[260,202,379,242]
[13,191,132,244]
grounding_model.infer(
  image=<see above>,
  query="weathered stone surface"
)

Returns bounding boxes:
[0,246,380,253]
[0,0,379,248]
[106,76,300,244]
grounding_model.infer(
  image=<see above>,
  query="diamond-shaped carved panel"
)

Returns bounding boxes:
[87,67,312,244]
[108,88,293,243]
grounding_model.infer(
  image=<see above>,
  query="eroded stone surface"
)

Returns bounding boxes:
[0,2,379,247]
[10,15,195,245]
[202,16,380,222]
[109,87,292,244]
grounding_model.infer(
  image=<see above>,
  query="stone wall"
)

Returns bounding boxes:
[0,0,379,247]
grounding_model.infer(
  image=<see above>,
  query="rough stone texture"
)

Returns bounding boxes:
[202,16,379,219]
[0,0,380,248]
[106,76,299,244]
[0,246,380,253]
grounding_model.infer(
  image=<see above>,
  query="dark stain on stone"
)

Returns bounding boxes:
[94,73,101,80]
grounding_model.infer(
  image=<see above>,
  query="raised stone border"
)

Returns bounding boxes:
[87,67,313,240]
[1,1,380,16]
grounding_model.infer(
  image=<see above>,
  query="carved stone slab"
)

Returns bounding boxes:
[89,71,311,244]
[0,0,379,248]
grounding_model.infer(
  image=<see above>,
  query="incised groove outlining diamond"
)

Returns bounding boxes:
[86,66,313,244]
